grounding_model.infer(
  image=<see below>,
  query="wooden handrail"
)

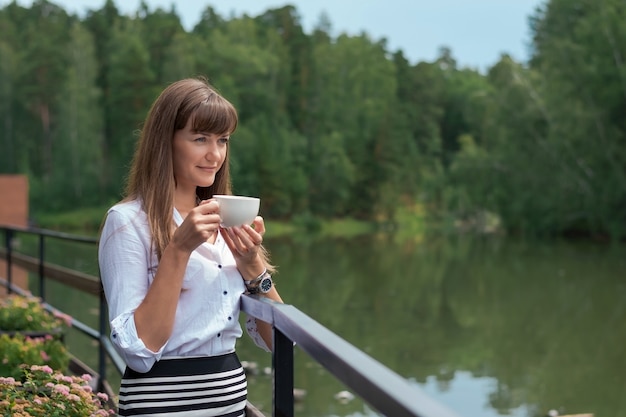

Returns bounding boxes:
[0,247,101,295]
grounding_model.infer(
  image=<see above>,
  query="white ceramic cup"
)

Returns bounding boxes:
[213,195,260,227]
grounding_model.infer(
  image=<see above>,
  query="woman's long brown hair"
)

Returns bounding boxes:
[124,77,273,271]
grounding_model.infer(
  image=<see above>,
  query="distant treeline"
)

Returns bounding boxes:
[0,0,624,238]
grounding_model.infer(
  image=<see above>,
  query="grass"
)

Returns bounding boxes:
[32,204,426,240]
[320,217,377,237]
[33,206,109,235]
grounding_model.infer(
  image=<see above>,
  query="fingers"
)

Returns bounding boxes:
[174,201,221,247]
[221,224,263,257]
[188,200,221,227]
[189,202,266,257]
[251,216,266,236]
[224,226,256,250]
[197,199,219,214]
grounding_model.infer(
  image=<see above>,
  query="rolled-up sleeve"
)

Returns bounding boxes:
[110,311,165,372]
[98,206,165,373]
[245,316,271,352]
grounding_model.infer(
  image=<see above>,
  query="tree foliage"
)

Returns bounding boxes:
[0,0,624,238]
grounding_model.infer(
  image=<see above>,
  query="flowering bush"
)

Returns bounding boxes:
[0,333,69,379]
[0,364,114,416]
[0,294,72,332]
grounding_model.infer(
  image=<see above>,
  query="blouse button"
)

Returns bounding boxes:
[217,333,221,337]
[218,264,222,268]
[228,316,232,321]
[223,291,228,295]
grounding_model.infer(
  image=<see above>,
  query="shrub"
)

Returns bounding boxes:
[0,294,72,332]
[0,364,114,416]
[0,334,70,379]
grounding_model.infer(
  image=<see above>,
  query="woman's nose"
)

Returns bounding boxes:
[205,142,220,159]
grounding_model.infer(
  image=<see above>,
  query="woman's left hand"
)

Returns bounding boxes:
[221,216,266,270]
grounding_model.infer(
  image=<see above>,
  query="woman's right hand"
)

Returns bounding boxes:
[170,200,221,253]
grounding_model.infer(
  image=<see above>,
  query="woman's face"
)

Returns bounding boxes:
[172,116,229,193]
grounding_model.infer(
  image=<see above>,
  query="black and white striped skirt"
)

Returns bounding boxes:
[118,352,247,417]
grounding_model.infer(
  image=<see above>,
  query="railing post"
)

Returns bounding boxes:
[5,228,13,294]
[38,234,45,300]
[98,288,107,392]
[273,327,294,417]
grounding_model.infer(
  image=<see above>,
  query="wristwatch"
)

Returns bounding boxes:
[245,270,273,294]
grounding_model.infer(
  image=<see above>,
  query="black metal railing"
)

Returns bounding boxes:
[243,295,462,417]
[0,224,462,417]
[0,225,125,395]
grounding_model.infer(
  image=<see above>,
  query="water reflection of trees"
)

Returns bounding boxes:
[264,235,626,416]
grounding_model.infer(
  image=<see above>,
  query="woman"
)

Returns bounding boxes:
[98,77,283,417]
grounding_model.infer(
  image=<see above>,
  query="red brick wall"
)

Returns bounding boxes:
[0,175,29,227]
[0,175,29,295]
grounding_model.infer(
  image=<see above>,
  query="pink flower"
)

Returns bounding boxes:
[53,384,70,395]
[67,394,81,402]
[92,410,113,416]
[0,377,16,385]
[82,374,92,382]
[40,350,50,361]
[96,392,109,402]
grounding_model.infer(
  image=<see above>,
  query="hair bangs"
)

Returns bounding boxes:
[191,93,238,136]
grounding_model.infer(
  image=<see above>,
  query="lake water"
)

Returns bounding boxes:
[25,232,626,417]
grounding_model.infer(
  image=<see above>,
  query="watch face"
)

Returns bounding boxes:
[260,276,272,293]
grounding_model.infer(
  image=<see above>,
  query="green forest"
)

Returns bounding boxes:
[0,0,625,239]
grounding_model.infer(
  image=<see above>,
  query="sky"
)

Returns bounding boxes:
[2,0,546,71]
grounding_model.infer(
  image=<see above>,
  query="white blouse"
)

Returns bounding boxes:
[98,199,268,373]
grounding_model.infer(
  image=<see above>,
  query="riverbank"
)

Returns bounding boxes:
[31,205,406,239]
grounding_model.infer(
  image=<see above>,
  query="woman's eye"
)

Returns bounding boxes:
[219,137,229,144]
[194,137,207,142]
